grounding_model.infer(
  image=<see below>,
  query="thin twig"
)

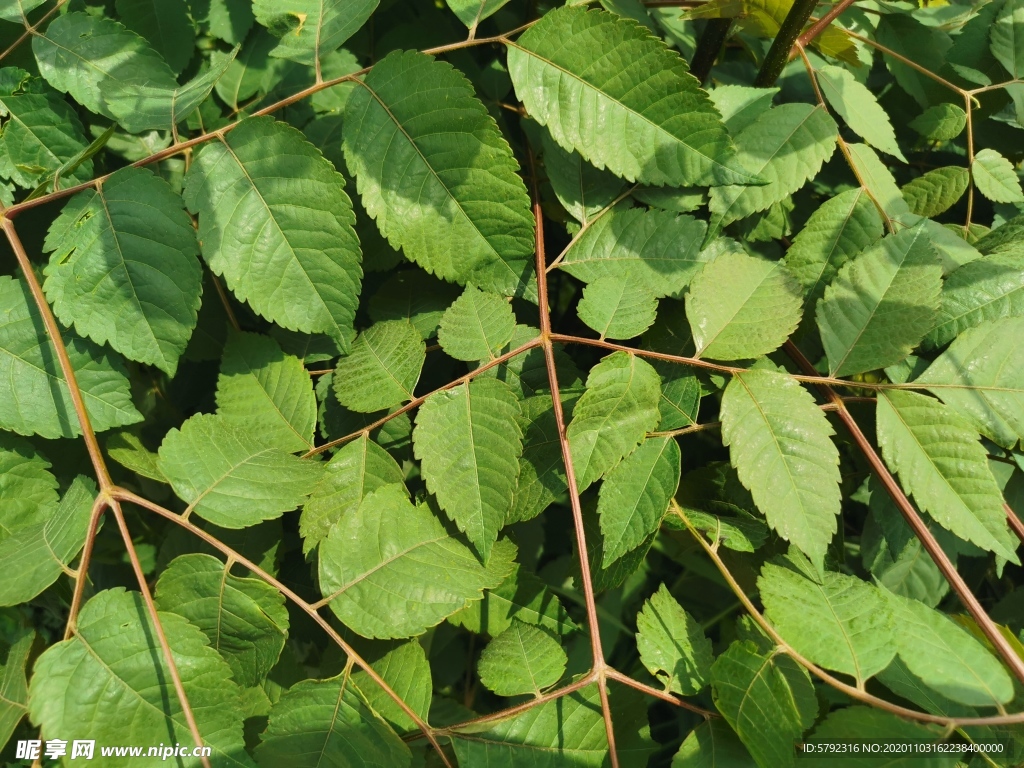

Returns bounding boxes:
[795,0,859,52]
[0,0,66,63]
[63,494,108,638]
[605,668,717,717]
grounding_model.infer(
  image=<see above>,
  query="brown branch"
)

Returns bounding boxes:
[795,0,858,52]
[1,219,114,490]
[529,148,618,767]
[114,488,454,767]
[674,502,1024,727]
[605,667,718,717]
[303,337,542,457]
[109,500,211,768]
[63,494,108,639]
[439,674,597,735]
[1006,503,1024,545]
[0,0,66,63]
[783,341,1024,686]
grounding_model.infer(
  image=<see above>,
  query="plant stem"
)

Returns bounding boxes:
[690,19,732,84]
[755,0,818,86]
[796,0,859,51]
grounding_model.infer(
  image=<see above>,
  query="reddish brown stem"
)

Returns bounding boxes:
[795,0,859,52]
[605,668,717,717]
[783,341,1024,686]
[109,500,211,768]
[115,489,454,767]
[63,494,108,639]
[1006,503,1024,544]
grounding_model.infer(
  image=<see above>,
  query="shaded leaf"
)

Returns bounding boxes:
[636,584,713,695]
[253,0,379,66]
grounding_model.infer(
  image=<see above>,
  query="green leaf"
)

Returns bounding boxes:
[33,12,233,133]
[0,476,93,607]
[0,68,93,189]
[115,0,196,74]
[157,413,323,529]
[437,286,516,362]
[991,0,1024,78]
[507,6,754,187]
[446,0,511,29]
[710,640,813,768]
[924,251,1024,348]
[451,683,654,767]
[29,589,253,767]
[106,431,167,483]
[686,249,803,361]
[184,115,363,348]
[902,167,970,219]
[541,130,624,225]
[598,436,680,566]
[876,390,1019,562]
[973,148,1024,204]
[368,270,461,340]
[578,277,658,340]
[918,317,1024,449]
[300,434,406,553]
[560,204,710,299]
[710,85,778,135]
[343,50,534,298]
[802,707,957,768]
[253,0,378,66]
[254,674,411,768]
[413,378,523,561]
[0,275,141,439]
[759,563,896,684]
[334,320,424,413]
[656,363,704,431]
[0,626,32,748]
[43,166,201,376]
[154,553,288,687]
[816,224,942,377]
[509,394,569,523]
[673,720,753,768]
[784,188,883,313]
[845,143,911,225]
[567,351,661,491]
[709,104,837,232]
[636,584,713,695]
[351,641,431,733]
[478,619,567,696]
[909,104,967,141]
[720,369,841,568]
[449,549,577,637]
[816,65,904,161]
[884,590,1015,706]
[0,0,45,23]
[317,485,509,638]
[0,434,58,535]
[215,332,317,453]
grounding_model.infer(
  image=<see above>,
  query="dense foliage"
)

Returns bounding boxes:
[0,0,1023,765]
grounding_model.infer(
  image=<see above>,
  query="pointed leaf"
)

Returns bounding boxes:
[351,641,431,733]
[636,584,713,695]
[155,553,288,687]
[972,148,1024,204]
[29,589,253,767]
[709,104,837,232]
[334,320,425,413]
[300,434,406,553]
[816,65,904,161]
[876,390,1019,562]
[884,590,1015,706]
[478,619,567,696]
[344,50,534,298]
[541,130,624,224]
[368,270,461,340]
[115,0,196,74]
[185,115,363,347]
[0,627,32,748]
[902,167,970,219]
[253,0,378,66]
[991,0,1024,78]
[909,104,967,141]
[759,563,896,684]
[157,413,323,529]
[687,249,803,360]
[673,720,753,768]
[317,486,510,638]
[215,332,317,453]
[720,369,841,568]
[508,6,754,187]
[567,351,661,491]
[560,203,710,298]
[413,378,523,561]
[599,436,680,566]
[925,251,1024,348]
[816,224,942,377]
[0,434,58,535]
[254,675,411,768]
[446,0,511,28]
[918,317,1024,449]
[0,275,141,439]
[437,286,516,362]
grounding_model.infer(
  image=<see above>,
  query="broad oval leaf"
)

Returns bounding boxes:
[157,413,323,529]
[816,65,904,161]
[0,434,58,534]
[902,167,970,219]
[636,584,713,695]
[185,115,363,348]
[253,0,379,66]
[720,369,841,568]
[43,166,202,376]
[816,224,942,377]
[317,485,510,638]
[413,377,524,561]
[686,249,803,361]
[437,286,516,362]
[477,619,567,696]
[972,148,1024,204]
[508,5,754,187]
[343,50,534,298]
[334,320,425,413]
[577,277,658,340]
